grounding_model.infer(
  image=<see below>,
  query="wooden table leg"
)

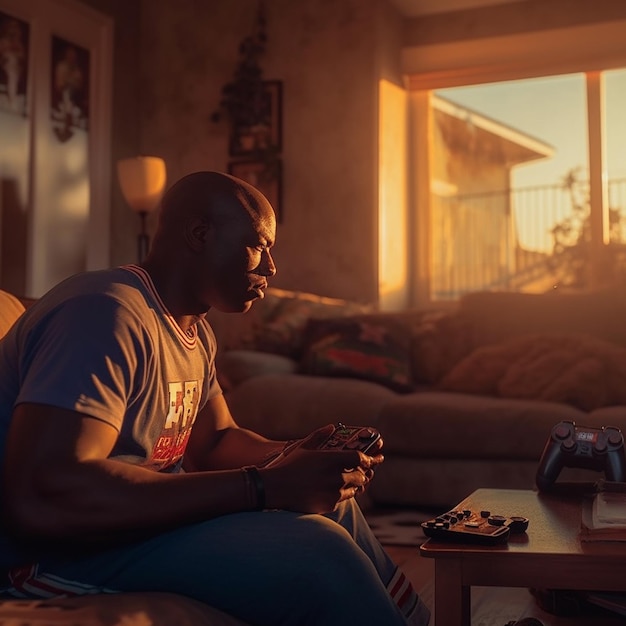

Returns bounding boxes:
[434,559,470,626]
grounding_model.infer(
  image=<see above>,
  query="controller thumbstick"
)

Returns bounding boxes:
[595,438,608,453]
[608,431,623,446]
[554,424,570,440]
[562,437,576,451]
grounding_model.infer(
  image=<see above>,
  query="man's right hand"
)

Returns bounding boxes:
[259,424,384,513]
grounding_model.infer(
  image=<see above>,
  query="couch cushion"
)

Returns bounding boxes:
[586,407,626,437]
[226,374,396,440]
[0,289,25,339]
[459,289,626,350]
[439,333,626,411]
[299,316,414,392]
[377,391,585,460]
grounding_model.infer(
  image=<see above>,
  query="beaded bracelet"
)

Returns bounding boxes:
[242,465,266,510]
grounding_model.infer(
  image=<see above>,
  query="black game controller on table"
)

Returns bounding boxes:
[535,420,626,494]
[421,509,529,545]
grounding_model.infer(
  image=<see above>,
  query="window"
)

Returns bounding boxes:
[415,70,626,301]
[405,17,626,304]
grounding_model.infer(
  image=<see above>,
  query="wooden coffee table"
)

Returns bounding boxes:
[419,488,626,626]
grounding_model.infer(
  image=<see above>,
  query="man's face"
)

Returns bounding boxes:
[206,208,277,313]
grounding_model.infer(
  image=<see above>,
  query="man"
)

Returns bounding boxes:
[0,171,430,625]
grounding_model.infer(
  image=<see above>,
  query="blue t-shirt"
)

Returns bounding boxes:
[0,265,222,567]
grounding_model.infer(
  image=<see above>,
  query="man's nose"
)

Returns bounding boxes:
[263,250,277,277]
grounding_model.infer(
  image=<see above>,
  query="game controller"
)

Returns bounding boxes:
[317,423,381,453]
[260,423,381,468]
[421,508,529,545]
[535,421,626,494]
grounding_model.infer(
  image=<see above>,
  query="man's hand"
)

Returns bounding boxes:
[259,424,385,513]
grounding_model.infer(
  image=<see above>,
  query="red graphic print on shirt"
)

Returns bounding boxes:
[151,379,201,469]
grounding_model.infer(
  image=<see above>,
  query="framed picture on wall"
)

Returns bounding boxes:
[50,35,90,142]
[229,80,282,157]
[229,159,283,223]
[0,10,30,116]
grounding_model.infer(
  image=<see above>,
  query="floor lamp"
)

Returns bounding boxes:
[117,156,167,263]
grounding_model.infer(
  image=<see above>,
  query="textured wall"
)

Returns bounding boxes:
[135,0,400,304]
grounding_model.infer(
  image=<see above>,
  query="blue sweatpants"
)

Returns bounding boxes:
[2,499,430,625]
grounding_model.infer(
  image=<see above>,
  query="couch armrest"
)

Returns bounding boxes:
[0,290,25,339]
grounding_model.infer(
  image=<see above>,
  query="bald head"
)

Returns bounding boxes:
[143,170,277,315]
[158,171,272,231]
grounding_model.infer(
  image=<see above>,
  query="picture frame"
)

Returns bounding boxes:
[0,10,30,116]
[228,159,283,223]
[229,80,282,157]
[50,35,90,142]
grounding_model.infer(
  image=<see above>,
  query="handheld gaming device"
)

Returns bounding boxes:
[421,508,529,545]
[535,421,626,494]
[317,423,381,454]
[260,423,381,468]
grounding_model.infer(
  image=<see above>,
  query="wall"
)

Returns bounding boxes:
[78,0,141,266]
[132,0,404,305]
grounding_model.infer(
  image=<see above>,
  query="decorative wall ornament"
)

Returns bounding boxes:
[211,0,267,131]
[213,0,283,210]
[229,79,282,157]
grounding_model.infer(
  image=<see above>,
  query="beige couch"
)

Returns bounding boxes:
[210,287,626,510]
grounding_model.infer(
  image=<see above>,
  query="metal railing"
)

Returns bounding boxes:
[430,178,626,300]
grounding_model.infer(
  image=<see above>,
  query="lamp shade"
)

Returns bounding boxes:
[117,156,167,213]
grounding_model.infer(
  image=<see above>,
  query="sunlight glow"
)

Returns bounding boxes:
[378,79,408,310]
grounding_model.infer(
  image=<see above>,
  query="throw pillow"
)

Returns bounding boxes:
[298,316,415,392]
[439,333,626,411]
[206,287,287,351]
[410,309,473,385]
[254,290,372,358]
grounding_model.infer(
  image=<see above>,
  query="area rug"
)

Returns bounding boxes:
[365,507,437,546]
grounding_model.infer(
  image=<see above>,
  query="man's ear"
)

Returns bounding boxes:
[185,217,213,252]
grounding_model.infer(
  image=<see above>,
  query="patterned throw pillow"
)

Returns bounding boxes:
[254,290,372,358]
[298,316,415,392]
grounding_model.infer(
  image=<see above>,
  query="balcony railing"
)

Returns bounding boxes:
[430,178,626,300]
